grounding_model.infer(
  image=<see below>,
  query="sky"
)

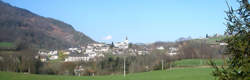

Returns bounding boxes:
[3,0,238,43]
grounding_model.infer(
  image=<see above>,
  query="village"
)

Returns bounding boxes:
[1,0,247,79]
[36,37,179,62]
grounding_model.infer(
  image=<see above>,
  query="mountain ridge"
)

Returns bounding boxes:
[0,1,95,50]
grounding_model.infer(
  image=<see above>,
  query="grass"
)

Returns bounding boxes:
[0,68,215,80]
[173,59,224,67]
[0,42,15,49]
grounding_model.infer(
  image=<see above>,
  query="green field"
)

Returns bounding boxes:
[0,59,221,80]
[0,42,15,49]
[173,59,224,67]
[0,68,215,80]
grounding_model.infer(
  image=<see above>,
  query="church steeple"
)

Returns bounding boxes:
[124,36,128,44]
[124,36,129,48]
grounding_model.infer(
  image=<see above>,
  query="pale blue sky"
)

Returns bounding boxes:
[3,0,238,43]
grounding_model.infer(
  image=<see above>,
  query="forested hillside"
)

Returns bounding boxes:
[0,1,95,50]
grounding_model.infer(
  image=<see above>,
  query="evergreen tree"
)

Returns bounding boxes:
[110,42,114,49]
[210,0,250,80]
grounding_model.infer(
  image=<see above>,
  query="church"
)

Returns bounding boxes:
[114,36,129,49]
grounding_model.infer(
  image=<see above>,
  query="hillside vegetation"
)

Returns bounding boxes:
[191,36,226,44]
[0,1,95,49]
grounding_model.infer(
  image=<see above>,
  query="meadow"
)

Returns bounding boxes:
[0,68,215,80]
[0,42,15,49]
[173,59,224,67]
[0,59,223,80]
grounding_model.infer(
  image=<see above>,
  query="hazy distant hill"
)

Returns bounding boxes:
[0,1,95,49]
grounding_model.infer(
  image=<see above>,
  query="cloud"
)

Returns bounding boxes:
[103,35,112,40]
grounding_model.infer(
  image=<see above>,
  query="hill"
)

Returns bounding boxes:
[0,1,95,50]
[191,36,227,44]
[0,68,214,80]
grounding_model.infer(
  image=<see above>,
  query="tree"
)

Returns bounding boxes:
[210,0,250,80]
[128,43,133,49]
[110,42,114,49]
[58,51,66,60]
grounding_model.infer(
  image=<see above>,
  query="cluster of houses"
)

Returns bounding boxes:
[37,37,134,62]
[37,43,110,62]
[156,46,179,55]
[36,50,59,62]
[168,47,179,55]
[36,37,180,62]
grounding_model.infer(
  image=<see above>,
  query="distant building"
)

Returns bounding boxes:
[74,65,85,76]
[39,55,48,62]
[168,47,178,56]
[86,45,94,53]
[68,48,82,53]
[49,54,59,60]
[156,46,165,50]
[38,50,49,56]
[85,43,109,53]
[219,42,228,46]
[114,36,129,49]
[137,50,149,55]
[48,50,58,55]
[68,48,78,51]
[65,52,104,62]
[63,51,70,55]
[65,54,89,62]
[209,42,228,48]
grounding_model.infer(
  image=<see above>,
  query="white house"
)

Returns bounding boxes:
[38,51,48,55]
[219,43,228,46]
[156,46,165,50]
[86,47,94,53]
[74,65,85,76]
[49,54,59,60]
[63,51,70,55]
[65,54,89,62]
[168,47,179,56]
[68,48,82,53]
[87,52,97,58]
[69,48,78,51]
[40,58,47,62]
[48,50,58,55]
[137,50,149,55]
[85,43,110,53]
[39,55,48,62]
[65,56,89,62]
